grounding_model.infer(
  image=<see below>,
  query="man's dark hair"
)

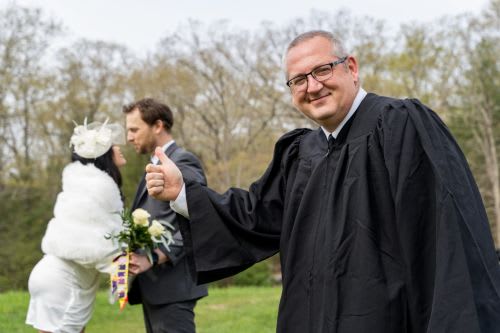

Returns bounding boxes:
[122,98,174,132]
[71,147,123,199]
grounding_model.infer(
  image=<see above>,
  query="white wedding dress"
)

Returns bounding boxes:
[27,255,101,332]
[26,162,123,333]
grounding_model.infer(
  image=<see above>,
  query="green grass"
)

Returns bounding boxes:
[1,286,281,333]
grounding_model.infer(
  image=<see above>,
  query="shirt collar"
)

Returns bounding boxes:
[321,87,367,139]
[151,140,175,164]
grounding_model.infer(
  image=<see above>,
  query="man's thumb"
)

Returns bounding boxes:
[155,147,169,165]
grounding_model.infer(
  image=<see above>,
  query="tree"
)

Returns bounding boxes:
[447,0,500,245]
[460,19,500,244]
[0,3,61,182]
[150,21,289,190]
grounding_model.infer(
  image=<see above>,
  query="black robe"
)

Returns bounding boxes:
[180,93,500,332]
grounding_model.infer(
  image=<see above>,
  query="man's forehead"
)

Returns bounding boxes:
[126,110,144,122]
[125,116,144,129]
[285,38,335,74]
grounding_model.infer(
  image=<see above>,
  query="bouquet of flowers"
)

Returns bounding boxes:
[107,208,174,310]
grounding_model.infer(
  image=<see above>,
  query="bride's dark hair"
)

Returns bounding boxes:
[71,147,123,192]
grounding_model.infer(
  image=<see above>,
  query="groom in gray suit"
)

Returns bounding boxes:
[124,98,208,333]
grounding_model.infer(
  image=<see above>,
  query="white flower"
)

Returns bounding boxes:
[148,220,166,237]
[132,208,150,227]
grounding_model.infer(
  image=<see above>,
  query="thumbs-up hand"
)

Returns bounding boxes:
[145,147,184,201]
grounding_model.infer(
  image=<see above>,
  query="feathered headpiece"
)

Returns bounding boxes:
[70,118,125,158]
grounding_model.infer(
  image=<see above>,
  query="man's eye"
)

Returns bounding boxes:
[293,77,307,86]
[314,67,331,77]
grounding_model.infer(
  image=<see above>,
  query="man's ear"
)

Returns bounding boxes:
[347,56,359,85]
[153,119,164,133]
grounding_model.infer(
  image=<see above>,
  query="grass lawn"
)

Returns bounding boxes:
[1,286,281,333]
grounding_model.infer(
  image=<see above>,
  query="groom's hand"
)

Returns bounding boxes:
[145,147,183,201]
[128,253,152,275]
[129,249,169,275]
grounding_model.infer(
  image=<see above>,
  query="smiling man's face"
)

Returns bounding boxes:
[286,36,359,132]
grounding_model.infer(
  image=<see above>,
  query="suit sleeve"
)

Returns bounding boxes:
[159,150,207,266]
[378,99,500,331]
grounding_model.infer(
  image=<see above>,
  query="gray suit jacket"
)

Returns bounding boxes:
[128,142,208,305]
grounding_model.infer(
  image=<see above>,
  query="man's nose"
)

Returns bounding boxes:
[306,75,323,93]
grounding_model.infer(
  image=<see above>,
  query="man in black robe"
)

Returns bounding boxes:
[143,30,500,332]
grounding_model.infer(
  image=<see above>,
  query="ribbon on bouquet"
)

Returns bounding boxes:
[110,249,130,310]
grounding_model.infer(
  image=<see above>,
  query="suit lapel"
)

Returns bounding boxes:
[131,143,179,209]
[131,173,146,210]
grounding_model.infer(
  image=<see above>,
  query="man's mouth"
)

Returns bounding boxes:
[309,93,330,103]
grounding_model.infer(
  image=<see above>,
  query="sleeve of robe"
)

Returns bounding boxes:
[179,128,309,283]
[161,150,207,267]
[378,98,500,332]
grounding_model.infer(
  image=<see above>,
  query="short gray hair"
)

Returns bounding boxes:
[282,30,348,78]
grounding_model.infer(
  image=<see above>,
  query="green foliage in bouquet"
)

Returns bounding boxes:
[106,208,154,252]
[122,208,154,252]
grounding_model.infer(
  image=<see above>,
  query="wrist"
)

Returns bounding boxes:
[174,180,184,200]
[150,251,159,267]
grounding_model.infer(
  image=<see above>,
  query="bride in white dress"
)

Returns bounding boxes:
[26,119,127,333]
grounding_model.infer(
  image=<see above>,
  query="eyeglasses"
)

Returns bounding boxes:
[286,56,348,93]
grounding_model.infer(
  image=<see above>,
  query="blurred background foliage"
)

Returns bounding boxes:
[0,0,499,291]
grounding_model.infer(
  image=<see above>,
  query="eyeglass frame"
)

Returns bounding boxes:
[286,56,349,92]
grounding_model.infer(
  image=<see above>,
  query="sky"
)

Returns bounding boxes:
[2,0,490,55]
